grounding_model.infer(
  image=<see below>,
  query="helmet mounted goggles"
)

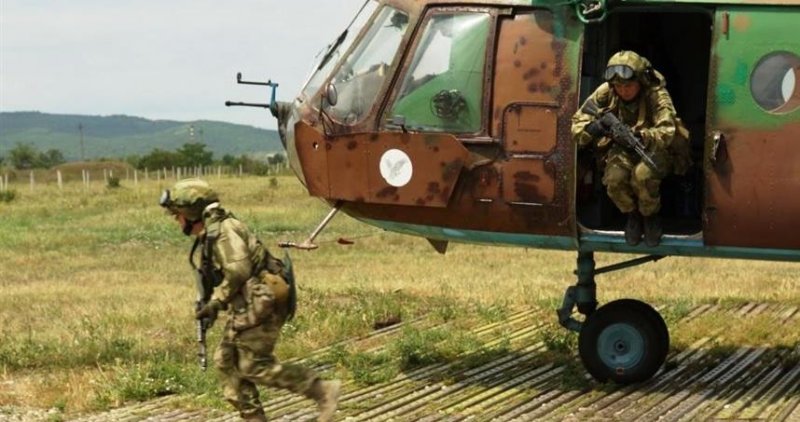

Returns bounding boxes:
[159,189,172,208]
[604,64,635,82]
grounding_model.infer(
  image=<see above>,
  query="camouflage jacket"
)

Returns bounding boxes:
[200,204,283,308]
[571,71,678,152]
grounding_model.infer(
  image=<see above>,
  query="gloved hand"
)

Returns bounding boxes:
[196,299,224,325]
[584,120,606,138]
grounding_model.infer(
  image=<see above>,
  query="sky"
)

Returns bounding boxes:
[0,0,367,130]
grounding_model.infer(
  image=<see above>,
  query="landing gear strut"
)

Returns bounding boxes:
[557,251,670,383]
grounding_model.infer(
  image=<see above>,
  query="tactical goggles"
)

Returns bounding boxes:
[159,189,172,208]
[603,64,635,82]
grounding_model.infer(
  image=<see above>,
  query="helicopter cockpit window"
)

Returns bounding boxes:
[325,6,409,125]
[386,12,491,133]
[301,1,379,101]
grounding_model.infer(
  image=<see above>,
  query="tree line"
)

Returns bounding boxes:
[1,142,286,175]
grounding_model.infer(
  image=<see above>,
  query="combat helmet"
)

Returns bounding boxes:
[159,178,219,221]
[603,50,654,85]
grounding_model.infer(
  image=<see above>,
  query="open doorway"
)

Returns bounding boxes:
[576,7,712,236]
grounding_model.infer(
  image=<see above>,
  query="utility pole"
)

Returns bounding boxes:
[78,123,86,161]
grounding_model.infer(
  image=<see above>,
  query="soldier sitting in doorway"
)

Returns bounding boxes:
[572,50,691,247]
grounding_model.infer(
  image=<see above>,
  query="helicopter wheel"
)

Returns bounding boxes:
[578,299,669,384]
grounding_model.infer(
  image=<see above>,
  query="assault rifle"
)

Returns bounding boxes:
[194,271,213,370]
[582,100,659,172]
[190,237,221,371]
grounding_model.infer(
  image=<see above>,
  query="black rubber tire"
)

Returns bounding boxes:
[624,299,670,360]
[578,299,669,384]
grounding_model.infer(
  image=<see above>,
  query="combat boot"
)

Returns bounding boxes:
[305,379,341,422]
[624,211,642,246]
[643,214,663,247]
[241,409,267,422]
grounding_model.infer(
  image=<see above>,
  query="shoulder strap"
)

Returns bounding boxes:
[189,237,201,270]
[202,222,220,266]
[282,250,297,322]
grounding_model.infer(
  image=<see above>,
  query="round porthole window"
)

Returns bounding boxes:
[750,51,800,114]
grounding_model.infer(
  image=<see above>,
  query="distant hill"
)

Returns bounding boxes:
[0,111,282,160]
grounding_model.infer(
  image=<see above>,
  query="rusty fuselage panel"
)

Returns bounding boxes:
[295,122,470,207]
[291,3,581,239]
[704,7,800,250]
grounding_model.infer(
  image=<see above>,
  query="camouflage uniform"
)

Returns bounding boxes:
[572,51,679,217]
[203,205,321,419]
[161,179,339,422]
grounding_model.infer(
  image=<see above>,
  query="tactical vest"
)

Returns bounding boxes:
[602,83,693,176]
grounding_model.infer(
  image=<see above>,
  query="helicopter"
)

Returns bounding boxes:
[225,0,800,384]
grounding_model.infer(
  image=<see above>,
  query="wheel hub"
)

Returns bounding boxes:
[597,323,644,370]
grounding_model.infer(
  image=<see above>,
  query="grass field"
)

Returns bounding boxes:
[0,175,797,419]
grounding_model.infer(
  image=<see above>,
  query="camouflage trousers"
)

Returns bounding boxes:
[601,146,672,217]
[214,318,319,419]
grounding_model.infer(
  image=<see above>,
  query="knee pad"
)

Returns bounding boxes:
[603,165,630,188]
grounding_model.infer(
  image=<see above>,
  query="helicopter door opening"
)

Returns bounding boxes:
[577,7,712,237]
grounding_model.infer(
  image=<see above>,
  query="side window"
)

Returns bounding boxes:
[385,12,491,133]
[327,7,410,125]
[750,51,800,114]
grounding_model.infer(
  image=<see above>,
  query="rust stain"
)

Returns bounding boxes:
[439,186,451,204]
[441,159,463,182]
[427,182,442,195]
[523,68,539,80]
[491,10,562,136]
[424,134,441,147]
[376,186,398,199]
[527,82,551,94]
[705,121,800,249]
[512,170,547,203]
[515,171,542,183]
[732,14,752,33]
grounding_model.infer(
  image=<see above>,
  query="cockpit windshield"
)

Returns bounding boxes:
[301,1,379,100]
[325,6,410,125]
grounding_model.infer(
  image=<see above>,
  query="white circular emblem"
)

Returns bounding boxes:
[379,149,413,187]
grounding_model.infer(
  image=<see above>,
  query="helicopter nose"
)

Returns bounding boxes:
[276,99,304,185]
[273,101,293,148]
